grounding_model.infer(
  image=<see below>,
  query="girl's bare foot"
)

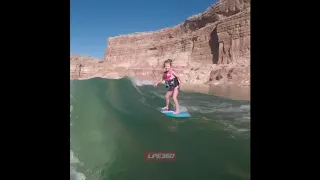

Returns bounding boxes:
[173,110,180,114]
[162,107,169,110]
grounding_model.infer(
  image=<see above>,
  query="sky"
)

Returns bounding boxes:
[71,0,217,59]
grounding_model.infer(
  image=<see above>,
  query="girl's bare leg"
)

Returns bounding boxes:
[163,91,173,110]
[172,87,180,114]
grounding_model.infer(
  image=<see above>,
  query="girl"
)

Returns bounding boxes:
[154,59,181,114]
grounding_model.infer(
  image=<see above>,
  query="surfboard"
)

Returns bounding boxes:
[160,109,191,118]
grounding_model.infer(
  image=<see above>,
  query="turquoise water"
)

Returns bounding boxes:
[70,77,250,180]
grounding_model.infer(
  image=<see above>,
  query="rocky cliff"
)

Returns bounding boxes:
[71,0,250,86]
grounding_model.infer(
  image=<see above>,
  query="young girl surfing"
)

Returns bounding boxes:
[154,59,182,114]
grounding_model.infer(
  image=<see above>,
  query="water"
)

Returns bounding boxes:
[70,77,250,180]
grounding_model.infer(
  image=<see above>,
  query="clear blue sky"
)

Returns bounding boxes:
[71,0,217,59]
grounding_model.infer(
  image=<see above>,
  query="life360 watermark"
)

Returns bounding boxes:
[144,152,176,161]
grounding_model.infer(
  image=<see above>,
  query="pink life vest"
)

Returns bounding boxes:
[164,69,175,81]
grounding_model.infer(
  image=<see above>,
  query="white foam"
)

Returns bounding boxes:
[179,106,188,112]
[178,97,250,136]
[239,105,250,110]
[70,150,80,164]
[70,150,86,180]
[127,78,148,104]
[129,77,154,86]
[187,102,250,115]
[70,94,86,180]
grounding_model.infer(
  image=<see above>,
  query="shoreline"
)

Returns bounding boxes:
[130,75,250,101]
[180,84,250,101]
[70,75,250,101]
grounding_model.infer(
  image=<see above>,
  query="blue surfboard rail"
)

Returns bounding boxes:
[161,110,191,118]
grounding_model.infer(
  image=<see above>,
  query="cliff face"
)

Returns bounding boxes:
[70,55,124,79]
[71,0,250,86]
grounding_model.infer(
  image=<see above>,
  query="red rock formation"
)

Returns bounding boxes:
[71,0,250,86]
[70,55,107,79]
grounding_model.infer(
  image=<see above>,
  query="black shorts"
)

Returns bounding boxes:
[166,78,179,91]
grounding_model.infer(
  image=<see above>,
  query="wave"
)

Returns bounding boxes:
[70,77,250,180]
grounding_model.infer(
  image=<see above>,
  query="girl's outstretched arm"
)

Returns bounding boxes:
[154,77,164,87]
